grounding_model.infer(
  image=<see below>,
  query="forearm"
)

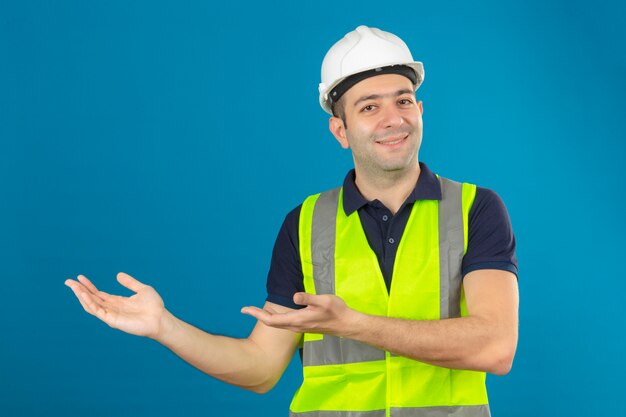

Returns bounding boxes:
[67,274,294,392]
[154,309,272,392]
[347,312,517,375]
[243,271,518,375]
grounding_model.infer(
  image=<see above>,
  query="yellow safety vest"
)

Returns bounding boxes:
[290,176,490,417]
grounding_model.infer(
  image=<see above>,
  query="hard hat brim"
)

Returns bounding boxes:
[319,61,424,115]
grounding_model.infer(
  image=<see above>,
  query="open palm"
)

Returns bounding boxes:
[65,272,165,339]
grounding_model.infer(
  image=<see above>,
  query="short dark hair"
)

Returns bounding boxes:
[331,95,348,129]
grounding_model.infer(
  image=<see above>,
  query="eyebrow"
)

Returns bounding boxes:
[353,89,414,108]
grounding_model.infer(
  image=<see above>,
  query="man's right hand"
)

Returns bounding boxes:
[65,272,166,339]
[65,272,302,393]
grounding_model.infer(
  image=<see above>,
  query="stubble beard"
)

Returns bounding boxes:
[351,127,421,179]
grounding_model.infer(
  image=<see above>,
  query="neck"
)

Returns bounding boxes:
[354,163,421,215]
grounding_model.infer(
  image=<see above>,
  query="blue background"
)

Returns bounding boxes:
[2,1,625,416]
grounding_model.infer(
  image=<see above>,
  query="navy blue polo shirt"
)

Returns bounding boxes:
[266,162,518,309]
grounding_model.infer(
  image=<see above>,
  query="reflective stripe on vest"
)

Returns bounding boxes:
[290,405,491,416]
[290,177,489,417]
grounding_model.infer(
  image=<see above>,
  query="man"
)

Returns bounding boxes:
[66,25,518,416]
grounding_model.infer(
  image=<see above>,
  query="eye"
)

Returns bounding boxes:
[398,98,414,105]
[361,104,376,112]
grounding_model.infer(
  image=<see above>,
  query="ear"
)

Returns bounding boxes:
[417,100,424,115]
[329,116,349,149]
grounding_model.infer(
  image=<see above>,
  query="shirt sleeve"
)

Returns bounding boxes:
[265,204,306,309]
[461,187,519,278]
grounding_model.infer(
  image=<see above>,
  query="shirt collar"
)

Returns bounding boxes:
[342,162,442,216]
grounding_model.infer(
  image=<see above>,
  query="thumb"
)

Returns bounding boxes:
[117,272,147,293]
[293,292,315,306]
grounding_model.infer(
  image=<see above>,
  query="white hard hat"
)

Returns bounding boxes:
[319,25,425,115]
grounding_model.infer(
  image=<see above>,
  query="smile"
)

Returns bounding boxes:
[375,134,409,146]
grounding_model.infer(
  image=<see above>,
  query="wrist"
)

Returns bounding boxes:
[153,308,178,343]
[342,309,368,339]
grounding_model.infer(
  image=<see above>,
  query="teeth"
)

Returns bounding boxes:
[379,138,403,145]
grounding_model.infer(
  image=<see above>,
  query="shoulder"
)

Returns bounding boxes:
[277,204,302,248]
[470,187,511,220]
[282,184,344,236]
[463,186,518,278]
[285,203,301,225]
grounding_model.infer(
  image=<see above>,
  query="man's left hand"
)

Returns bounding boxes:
[241,293,358,336]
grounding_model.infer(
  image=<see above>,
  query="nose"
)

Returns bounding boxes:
[378,103,404,129]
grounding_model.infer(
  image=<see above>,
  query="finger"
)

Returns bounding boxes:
[241,306,295,328]
[78,291,109,323]
[66,282,120,328]
[64,279,79,290]
[72,288,93,313]
[264,305,279,314]
[65,279,96,299]
[241,306,273,322]
[76,275,108,302]
[116,272,146,293]
[68,284,102,316]
[77,274,98,293]
[293,292,319,306]
[243,306,306,329]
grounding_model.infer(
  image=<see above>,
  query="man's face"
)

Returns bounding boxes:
[330,74,424,176]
